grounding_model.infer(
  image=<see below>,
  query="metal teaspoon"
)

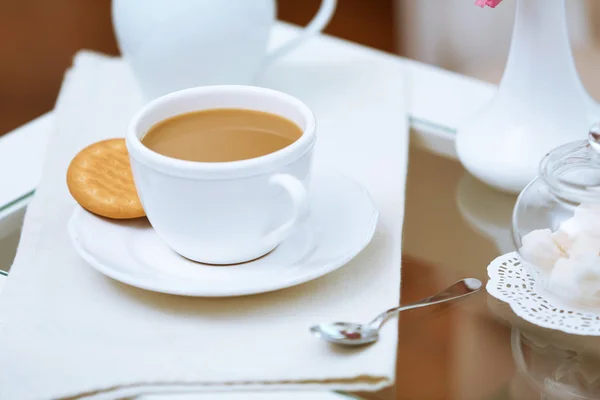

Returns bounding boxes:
[310,278,482,346]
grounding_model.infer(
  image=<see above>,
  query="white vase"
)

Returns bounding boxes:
[455,0,600,194]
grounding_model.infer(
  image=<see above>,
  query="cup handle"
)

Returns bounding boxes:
[264,0,337,66]
[263,173,310,248]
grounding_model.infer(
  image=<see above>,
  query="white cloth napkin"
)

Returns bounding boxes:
[0,32,407,399]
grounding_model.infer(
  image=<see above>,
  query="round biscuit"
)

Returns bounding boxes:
[67,138,145,219]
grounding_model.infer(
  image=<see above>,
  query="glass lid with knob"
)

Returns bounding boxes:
[512,123,600,306]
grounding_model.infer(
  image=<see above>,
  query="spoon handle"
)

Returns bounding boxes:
[368,278,481,330]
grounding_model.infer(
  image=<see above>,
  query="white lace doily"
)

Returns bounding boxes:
[487,252,600,336]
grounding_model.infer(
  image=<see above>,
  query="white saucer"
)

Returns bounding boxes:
[68,170,378,296]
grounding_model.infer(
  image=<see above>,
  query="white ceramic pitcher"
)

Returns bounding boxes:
[112,0,337,100]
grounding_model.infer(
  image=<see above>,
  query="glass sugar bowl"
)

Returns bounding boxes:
[512,124,600,307]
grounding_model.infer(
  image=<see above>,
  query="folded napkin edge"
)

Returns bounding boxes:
[64,376,393,399]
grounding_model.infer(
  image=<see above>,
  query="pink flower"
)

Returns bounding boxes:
[475,0,502,8]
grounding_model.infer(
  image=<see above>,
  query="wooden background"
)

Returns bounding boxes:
[0,0,396,136]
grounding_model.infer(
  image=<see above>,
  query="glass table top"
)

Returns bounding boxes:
[2,138,597,400]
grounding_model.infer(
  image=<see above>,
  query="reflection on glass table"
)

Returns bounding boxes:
[456,172,517,255]
[490,296,600,400]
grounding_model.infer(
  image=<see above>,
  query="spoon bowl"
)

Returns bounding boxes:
[310,322,379,346]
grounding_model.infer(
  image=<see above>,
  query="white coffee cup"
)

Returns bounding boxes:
[126,85,316,264]
[112,0,337,100]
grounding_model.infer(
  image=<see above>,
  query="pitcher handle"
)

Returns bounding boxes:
[264,0,337,65]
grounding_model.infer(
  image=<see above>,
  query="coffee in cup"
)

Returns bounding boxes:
[141,108,303,162]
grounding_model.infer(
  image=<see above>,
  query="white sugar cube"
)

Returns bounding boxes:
[520,203,600,304]
[569,235,600,259]
[572,256,600,301]
[520,229,563,270]
[549,257,579,293]
[550,256,600,303]
[551,229,573,253]
[572,255,600,281]
[557,217,581,238]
